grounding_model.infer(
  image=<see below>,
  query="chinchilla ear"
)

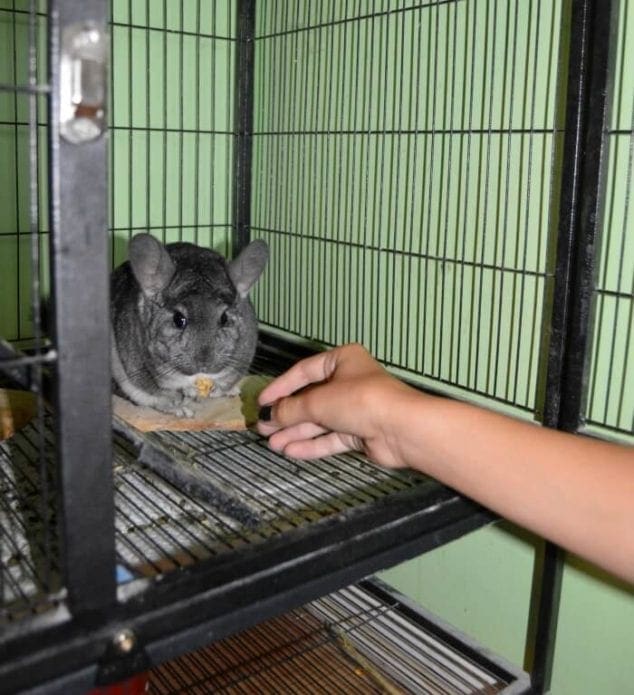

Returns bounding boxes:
[228,240,269,297]
[129,233,175,296]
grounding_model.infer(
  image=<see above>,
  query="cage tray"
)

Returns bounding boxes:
[149,579,529,694]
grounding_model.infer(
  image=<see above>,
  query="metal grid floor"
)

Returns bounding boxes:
[149,581,525,694]
[0,410,61,623]
[1,369,428,624]
[113,426,421,582]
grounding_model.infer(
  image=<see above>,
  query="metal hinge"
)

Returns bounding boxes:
[60,22,107,144]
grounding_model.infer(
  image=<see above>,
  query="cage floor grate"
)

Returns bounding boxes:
[0,410,62,622]
[1,364,429,622]
[149,582,522,695]
[113,424,423,581]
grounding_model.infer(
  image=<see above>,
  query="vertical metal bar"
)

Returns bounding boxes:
[177,0,184,243]
[11,0,22,342]
[193,0,201,245]
[232,0,255,257]
[543,0,618,434]
[48,0,116,614]
[28,0,52,592]
[210,1,217,249]
[127,0,133,244]
[161,0,168,245]
[527,541,564,694]
[529,0,618,691]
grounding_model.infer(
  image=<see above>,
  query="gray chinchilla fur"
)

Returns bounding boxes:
[111,233,269,417]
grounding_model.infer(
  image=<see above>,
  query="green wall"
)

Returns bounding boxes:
[381,524,634,694]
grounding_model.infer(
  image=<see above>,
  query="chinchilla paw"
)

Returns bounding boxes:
[210,384,240,398]
[172,405,195,418]
[153,394,194,418]
[182,385,200,400]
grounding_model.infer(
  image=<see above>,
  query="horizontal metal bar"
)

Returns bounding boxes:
[110,20,236,43]
[0,83,51,94]
[109,125,234,135]
[594,287,634,300]
[251,128,565,137]
[0,351,57,369]
[251,226,550,279]
[582,420,634,437]
[255,0,462,41]
[0,340,55,389]
[107,223,232,234]
[0,6,47,17]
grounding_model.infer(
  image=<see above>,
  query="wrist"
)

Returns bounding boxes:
[381,382,459,472]
[365,378,433,468]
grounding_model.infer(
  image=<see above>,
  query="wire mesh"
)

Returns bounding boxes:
[585,0,634,441]
[0,410,61,623]
[108,0,235,266]
[251,0,566,418]
[0,0,49,347]
[0,0,59,625]
[113,409,425,582]
[1,375,431,621]
[148,582,514,694]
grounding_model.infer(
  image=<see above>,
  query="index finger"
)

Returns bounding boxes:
[258,350,334,405]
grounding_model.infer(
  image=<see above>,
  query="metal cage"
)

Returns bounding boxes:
[0,0,631,693]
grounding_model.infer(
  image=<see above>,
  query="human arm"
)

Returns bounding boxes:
[257,344,634,583]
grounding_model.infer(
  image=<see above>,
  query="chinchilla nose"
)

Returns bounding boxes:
[198,345,212,364]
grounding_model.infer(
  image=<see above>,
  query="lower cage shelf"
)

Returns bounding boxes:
[1,339,495,693]
[137,579,529,694]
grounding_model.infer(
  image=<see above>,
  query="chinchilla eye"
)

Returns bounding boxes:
[219,310,229,327]
[173,310,187,329]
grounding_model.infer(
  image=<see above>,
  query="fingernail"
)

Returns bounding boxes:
[259,405,272,422]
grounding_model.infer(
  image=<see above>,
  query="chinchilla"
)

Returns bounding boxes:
[110,233,268,417]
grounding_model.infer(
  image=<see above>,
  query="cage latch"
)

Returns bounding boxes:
[60,22,107,144]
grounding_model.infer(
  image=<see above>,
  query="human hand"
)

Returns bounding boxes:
[256,343,420,467]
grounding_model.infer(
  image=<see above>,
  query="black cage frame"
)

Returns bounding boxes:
[0,0,623,693]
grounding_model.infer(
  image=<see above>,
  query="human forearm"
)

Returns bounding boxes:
[258,344,634,583]
[384,391,634,582]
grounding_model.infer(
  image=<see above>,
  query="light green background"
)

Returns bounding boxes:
[1,1,632,692]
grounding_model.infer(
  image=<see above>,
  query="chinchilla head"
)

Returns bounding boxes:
[127,233,268,384]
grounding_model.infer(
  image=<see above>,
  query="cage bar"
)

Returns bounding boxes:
[47,0,116,614]
[530,0,620,692]
[232,0,255,256]
[585,0,634,439]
